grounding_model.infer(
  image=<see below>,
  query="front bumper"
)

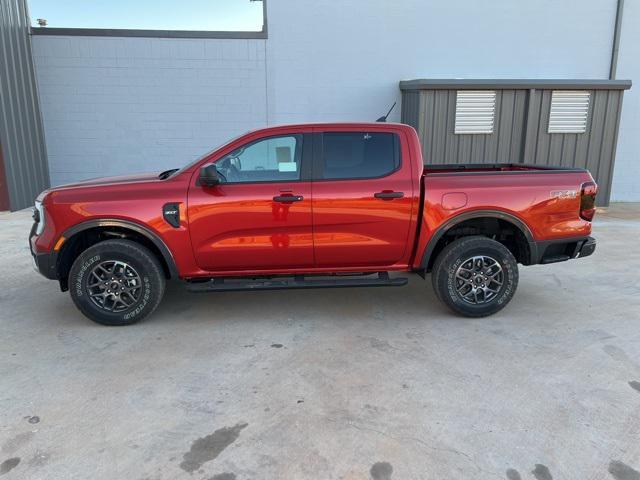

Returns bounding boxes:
[530,236,596,265]
[29,223,57,280]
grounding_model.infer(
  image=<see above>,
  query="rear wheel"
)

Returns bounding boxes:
[431,236,518,317]
[68,239,165,326]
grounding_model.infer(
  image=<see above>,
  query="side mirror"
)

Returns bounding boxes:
[200,163,220,187]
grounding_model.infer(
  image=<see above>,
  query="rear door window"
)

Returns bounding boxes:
[320,132,400,180]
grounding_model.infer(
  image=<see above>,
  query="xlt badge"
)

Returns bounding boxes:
[163,203,181,228]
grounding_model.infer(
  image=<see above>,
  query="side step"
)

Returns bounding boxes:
[185,272,408,293]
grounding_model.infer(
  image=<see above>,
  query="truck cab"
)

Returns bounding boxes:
[30,123,597,325]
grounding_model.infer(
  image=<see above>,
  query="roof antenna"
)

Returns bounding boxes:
[376,101,396,122]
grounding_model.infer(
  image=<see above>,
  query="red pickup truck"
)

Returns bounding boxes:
[30,123,597,325]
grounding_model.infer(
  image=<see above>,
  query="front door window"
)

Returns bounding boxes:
[216,135,302,183]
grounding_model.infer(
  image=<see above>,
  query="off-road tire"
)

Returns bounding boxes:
[431,236,518,317]
[68,239,165,326]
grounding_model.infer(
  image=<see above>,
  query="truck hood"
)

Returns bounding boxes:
[50,172,160,191]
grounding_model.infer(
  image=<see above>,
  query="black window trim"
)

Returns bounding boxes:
[210,133,312,185]
[312,131,402,182]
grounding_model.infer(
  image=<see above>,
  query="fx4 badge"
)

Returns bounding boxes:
[550,190,578,199]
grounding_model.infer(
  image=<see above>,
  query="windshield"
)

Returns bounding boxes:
[165,131,251,178]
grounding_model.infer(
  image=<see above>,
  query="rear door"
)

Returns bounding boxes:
[311,127,415,268]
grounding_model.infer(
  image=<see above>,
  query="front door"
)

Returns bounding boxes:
[188,133,313,273]
[311,129,415,268]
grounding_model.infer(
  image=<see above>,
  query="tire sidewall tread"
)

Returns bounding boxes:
[69,239,165,326]
[431,236,519,318]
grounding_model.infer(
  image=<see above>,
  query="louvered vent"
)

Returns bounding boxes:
[548,90,590,133]
[454,90,496,134]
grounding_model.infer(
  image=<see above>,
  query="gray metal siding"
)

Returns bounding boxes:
[404,89,527,165]
[0,0,49,210]
[401,81,628,206]
[523,89,625,204]
[400,90,420,138]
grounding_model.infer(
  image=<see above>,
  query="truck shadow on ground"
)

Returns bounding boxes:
[151,275,475,327]
[36,268,561,329]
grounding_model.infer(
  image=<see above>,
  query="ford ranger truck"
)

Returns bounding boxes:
[29,123,597,325]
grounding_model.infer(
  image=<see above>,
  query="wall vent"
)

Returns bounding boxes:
[454,90,496,134]
[548,90,590,133]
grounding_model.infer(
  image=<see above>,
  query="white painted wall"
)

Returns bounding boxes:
[32,36,267,185]
[611,0,640,202]
[265,0,618,124]
[32,0,638,201]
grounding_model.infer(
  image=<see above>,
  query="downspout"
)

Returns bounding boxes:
[262,0,269,125]
[609,0,624,79]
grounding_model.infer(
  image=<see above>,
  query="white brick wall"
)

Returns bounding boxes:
[32,36,267,185]
[31,1,639,201]
[265,0,618,125]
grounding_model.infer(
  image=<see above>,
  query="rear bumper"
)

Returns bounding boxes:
[577,236,596,258]
[529,236,596,265]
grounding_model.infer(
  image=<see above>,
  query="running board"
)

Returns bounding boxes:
[185,272,408,293]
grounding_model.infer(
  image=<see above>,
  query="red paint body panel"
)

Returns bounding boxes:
[185,125,316,275]
[34,172,200,275]
[310,124,420,269]
[32,122,595,280]
[188,181,314,271]
[411,170,595,269]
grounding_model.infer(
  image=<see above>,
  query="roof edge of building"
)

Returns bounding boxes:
[399,79,632,91]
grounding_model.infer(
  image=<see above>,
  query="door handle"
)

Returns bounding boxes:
[374,191,404,199]
[273,195,303,203]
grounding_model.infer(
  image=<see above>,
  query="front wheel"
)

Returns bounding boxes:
[68,239,166,326]
[431,236,519,317]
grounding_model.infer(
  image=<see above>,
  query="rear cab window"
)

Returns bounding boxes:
[319,132,400,180]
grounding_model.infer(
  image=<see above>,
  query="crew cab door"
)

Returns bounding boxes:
[311,127,415,268]
[188,131,313,272]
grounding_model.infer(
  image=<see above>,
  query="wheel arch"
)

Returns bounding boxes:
[55,219,178,290]
[418,210,536,271]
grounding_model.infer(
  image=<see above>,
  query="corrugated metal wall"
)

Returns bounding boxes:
[413,89,528,165]
[522,89,625,206]
[0,0,49,211]
[400,80,630,206]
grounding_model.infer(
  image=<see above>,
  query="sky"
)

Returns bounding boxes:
[27,0,264,31]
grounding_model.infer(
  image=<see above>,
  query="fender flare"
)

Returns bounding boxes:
[418,210,536,269]
[60,219,179,278]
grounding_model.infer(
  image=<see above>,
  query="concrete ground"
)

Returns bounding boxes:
[1,205,640,480]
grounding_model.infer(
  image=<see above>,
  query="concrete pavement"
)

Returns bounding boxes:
[1,205,640,480]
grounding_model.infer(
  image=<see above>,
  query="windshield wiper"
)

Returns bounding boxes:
[158,168,179,180]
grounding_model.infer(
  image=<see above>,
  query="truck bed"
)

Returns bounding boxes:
[418,162,595,262]
[424,163,587,175]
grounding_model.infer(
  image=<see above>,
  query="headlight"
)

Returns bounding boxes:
[34,200,46,235]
